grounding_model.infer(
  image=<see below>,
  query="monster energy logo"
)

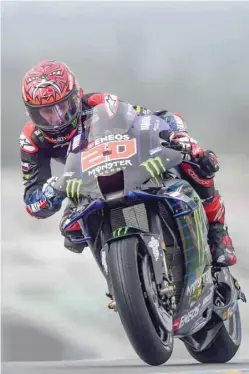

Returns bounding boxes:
[66,178,83,201]
[192,199,207,262]
[113,227,129,237]
[140,157,166,181]
[72,118,78,128]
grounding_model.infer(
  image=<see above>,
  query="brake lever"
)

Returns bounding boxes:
[182,159,201,169]
[161,141,201,169]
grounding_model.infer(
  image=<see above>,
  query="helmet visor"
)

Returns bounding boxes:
[26,92,80,133]
[39,100,72,127]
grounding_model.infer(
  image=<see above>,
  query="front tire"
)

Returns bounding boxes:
[185,306,242,363]
[108,237,173,366]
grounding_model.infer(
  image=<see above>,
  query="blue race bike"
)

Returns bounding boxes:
[54,101,246,366]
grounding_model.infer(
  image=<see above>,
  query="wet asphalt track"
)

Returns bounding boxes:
[2,358,249,374]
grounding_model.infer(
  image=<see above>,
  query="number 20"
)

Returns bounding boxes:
[81,139,137,171]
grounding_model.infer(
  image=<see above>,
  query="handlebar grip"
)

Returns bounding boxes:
[161,141,186,152]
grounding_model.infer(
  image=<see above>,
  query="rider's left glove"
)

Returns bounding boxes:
[25,176,65,219]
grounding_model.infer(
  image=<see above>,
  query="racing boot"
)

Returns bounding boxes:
[204,194,237,267]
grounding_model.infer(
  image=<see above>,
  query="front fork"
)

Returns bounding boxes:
[103,209,177,312]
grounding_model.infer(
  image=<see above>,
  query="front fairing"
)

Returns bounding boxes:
[54,102,183,200]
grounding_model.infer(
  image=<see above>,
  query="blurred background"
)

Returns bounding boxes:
[1,0,249,363]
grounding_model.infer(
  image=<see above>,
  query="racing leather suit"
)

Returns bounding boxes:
[19,93,236,267]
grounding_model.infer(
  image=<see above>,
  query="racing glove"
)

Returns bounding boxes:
[25,176,65,219]
[169,131,220,178]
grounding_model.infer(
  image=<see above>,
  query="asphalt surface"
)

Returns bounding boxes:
[2,358,249,374]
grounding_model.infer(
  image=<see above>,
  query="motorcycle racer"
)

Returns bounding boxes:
[20,60,236,268]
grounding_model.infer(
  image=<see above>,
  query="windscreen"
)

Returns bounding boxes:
[83,99,138,144]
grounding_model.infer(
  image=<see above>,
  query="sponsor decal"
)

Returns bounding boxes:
[148,236,160,261]
[21,161,33,172]
[186,269,212,297]
[174,304,200,331]
[113,227,129,237]
[48,135,71,144]
[47,126,79,146]
[82,109,93,117]
[140,157,166,179]
[63,171,75,177]
[19,133,37,153]
[54,136,68,143]
[101,249,108,274]
[34,129,45,142]
[153,119,160,132]
[70,123,83,152]
[94,134,130,145]
[167,190,185,199]
[28,199,47,213]
[197,208,209,260]
[72,118,78,128]
[72,134,81,151]
[65,179,83,201]
[104,94,119,118]
[183,165,212,186]
[82,138,137,172]
[135,106,151,115]
[88,159,132,177]
[23,173,31,180]
[53,141,70,149]
[140,116,151,130]
[149,146,162,156]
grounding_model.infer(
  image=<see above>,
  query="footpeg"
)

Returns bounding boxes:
[108,300,117,311]
[233,279,247,303]
[106,292,118,311]
[238,291,247,303]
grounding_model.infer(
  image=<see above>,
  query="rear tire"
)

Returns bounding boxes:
[185,306,241,363]
[108,237,173,366]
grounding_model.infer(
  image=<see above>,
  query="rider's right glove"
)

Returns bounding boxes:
[169,131,204,157]
[25,176,65,219]
[169,131,220,178]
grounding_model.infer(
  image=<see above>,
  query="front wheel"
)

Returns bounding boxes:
[185,306,242,363]
[108,237,173,366]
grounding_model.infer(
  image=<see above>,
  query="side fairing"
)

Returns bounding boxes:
[162,179,213,335]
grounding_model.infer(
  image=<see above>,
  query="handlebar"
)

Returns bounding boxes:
[161,141,201,169]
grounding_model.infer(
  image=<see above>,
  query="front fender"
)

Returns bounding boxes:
[101,232,165,296]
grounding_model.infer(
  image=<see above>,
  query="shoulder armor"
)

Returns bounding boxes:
[19,122,39,154]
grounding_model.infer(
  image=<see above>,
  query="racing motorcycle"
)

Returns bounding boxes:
[54,100,246,366]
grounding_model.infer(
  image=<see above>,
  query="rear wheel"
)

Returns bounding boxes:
[108,236,173,366]
[185,305,241,363]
